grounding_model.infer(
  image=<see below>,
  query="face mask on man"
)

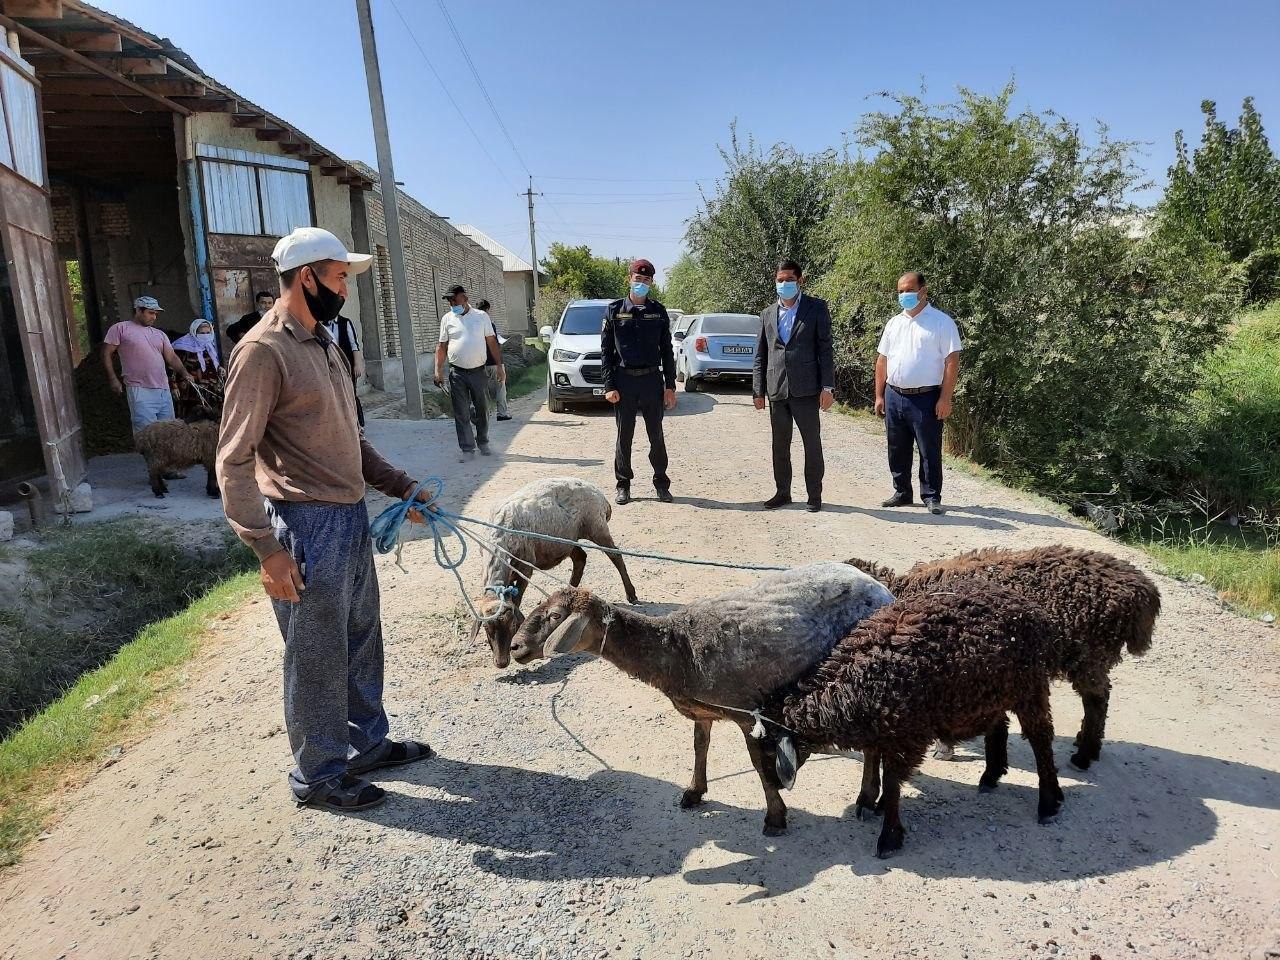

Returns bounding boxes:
[450,304,466,316]
[630,281,650,299]
[303,267,345,323]
[898,291,920,311]
[776,280,799,300]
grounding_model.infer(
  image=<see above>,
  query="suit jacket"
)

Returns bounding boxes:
[752,294,835,401]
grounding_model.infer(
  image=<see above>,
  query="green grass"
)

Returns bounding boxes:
[0,572,257,867]
[506,357,548,401]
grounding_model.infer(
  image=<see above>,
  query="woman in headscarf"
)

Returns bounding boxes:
[171,318,224,419]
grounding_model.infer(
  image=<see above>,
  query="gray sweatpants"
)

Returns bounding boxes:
[267,499,390,798]
[448,364,489,451]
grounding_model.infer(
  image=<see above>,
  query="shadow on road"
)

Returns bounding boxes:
[370,737,1279,897]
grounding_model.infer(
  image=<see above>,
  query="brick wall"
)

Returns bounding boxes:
[361,170,507,360]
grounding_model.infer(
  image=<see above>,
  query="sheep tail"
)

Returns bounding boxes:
[1125,578,1162,657]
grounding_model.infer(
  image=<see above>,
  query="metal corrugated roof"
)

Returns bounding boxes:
[454,224,539,275]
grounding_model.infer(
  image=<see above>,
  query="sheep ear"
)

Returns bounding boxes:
[544,613,591,656]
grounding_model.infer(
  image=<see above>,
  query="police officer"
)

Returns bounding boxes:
[601,258,677,505]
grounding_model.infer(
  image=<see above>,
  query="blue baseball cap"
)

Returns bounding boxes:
[133,296,163,311]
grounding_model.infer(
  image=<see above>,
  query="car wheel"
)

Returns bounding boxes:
[684,376,700,393]
[547,373,567,413]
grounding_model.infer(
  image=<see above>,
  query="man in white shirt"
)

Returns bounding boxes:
[874,272,962,515]
[434,284,504,461]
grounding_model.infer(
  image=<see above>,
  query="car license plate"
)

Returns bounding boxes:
[593,388,605,396]
[723,345,752,355]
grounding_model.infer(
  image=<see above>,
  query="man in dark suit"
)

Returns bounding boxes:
[752,259,836,512]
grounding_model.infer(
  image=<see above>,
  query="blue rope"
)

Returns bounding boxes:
[369,475,792,611]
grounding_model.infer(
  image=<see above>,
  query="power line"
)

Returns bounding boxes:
[543,190,699,198]
[385,0,516,190]
[539,174,718,183]
[434,0,532,177]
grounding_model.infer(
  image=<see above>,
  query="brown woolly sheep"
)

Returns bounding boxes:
[846,545,1160,773]
[134,412,220,499]
[761,580,1064,858]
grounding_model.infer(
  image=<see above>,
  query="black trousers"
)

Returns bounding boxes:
[614,372,669,491]
[885,385,944,500]
[448,364,489,451]
[769,394,824,503]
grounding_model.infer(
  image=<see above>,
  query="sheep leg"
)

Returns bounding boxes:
[742,729,788,836]
[593,531,639,604]
[855,749,882,820]
[680,719,713,809]
[875,759,909,858]
[1015,692,1064,824]
[204,460,219,499]
[148,463,167,498]
[979,715,1010,793]
[1070,677,1110,770]
[568,547,588,587]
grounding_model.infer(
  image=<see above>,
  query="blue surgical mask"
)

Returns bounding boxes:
[450,304,466,316]
[630,281,650,298]
[898,291,920,311]
[776,280,799,300]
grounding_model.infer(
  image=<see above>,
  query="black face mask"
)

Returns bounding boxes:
[303,267,345,324]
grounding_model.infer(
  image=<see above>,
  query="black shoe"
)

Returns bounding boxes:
[881,492,913,508]
[656,488,673,503]
[924,498,944,515]
[615,488,631,505]
[496,414,512,421]
[807,500,822,513]
[763,494,793,510]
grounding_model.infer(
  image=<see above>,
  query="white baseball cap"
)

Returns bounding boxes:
[271,227,373,275]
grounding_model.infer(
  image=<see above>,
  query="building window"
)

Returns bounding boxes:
[0,54,43,187]
[196,144,311,237]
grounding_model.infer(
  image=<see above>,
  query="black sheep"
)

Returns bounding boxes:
[760,580,1064,858]
[846,545,1160,773]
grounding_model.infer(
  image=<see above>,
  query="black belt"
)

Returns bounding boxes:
[889,383,940,395]
[449,362,486,373]
[621,366,658,377]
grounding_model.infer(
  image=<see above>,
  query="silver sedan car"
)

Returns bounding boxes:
[674,313,762,392]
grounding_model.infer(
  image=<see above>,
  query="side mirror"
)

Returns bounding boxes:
[673,331,687,341]
[539,325,554,341]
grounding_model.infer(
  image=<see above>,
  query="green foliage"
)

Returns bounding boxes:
[533,283,578,333]
[1154,98,1280,304]
[815,84,1237,503]
[685,125,838,313]
[1176,302,1280,515]
[540,243,632,300]
[662,252,718,313]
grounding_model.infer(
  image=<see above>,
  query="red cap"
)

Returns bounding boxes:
[629,258,655,278]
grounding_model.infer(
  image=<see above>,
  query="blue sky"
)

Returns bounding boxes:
[107,0,1278,282]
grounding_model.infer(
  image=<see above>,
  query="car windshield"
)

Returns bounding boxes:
[701,315,761,335]
[559,304,608,335]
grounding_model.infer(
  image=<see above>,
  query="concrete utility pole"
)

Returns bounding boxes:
[356,0,424,419]
[525,177,541,325]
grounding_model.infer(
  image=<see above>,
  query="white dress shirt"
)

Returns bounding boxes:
[877,303,962,389]
[438,307,493,369]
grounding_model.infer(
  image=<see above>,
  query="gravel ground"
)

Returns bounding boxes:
[0,386,1276,960]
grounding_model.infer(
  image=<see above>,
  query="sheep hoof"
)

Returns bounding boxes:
[1069,751,1093,771]
[679,789,705,809]
[762,820,787,837]
[854,798,880,820]
[625,593,640,605]
[153,491,166,499]
[978,771,1003,793]
[1038,797,1063,824]
[875,824,905,858]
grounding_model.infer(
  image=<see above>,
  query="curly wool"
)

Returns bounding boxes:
[776,580,1058,765]
[482,477,615,582]
[134,418,219,496]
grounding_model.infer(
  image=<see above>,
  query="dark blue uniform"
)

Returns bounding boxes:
[600,296,676,494]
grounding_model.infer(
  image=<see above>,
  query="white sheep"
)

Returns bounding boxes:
[473,477,639,667]
[509,562,894,833]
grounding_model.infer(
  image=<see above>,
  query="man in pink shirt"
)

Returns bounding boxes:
[103,296,193,433]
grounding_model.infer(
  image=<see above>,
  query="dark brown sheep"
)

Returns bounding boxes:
[846,545,1160,773]
[762,580,1064,858]
[133,413,219,499]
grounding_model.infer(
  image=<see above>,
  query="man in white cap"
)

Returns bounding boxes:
[102,295,194,433]
[217,226,436,813]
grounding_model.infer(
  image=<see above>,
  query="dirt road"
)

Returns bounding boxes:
[2,387,1277,960]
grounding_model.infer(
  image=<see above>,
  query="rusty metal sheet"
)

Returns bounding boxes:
[0,165,88,498]
[206,232,275,271]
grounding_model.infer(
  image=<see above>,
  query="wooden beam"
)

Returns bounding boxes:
[278,140,303,154]
[0,12,189,114]
[0,0,63,17]
[55,29,119,51]
[42,76,204,97]
[60,2,162,49]
[254,127,289,142]
[231,112,266,128]
[40,93,170,111]
[42,109,171,126]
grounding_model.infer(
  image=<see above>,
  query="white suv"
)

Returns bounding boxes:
[540,298,612,413]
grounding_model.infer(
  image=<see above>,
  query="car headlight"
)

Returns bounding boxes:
[551,349,581,362]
